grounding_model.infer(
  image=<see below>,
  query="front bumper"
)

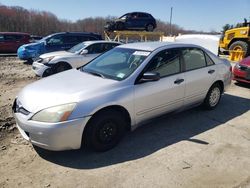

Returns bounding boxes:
[13,111,91,151]
[32,61,51,77]
[233,67,250,83]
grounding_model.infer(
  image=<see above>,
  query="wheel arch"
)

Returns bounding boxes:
[211,80,224,93]
[85,105,132,131]
[228,38,248,48]
[54,61,72,69]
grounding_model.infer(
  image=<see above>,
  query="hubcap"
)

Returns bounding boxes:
[209,87,220,107]
[99,121,117,143]
[147,25,153,31]
[56,65,65,73]
[233,45,243,51]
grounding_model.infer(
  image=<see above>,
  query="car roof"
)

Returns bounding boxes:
[0,32,30,36]
[118,42,204,52]
[50,32,100,36]
[127,12,151,15]
[82,40,121,45]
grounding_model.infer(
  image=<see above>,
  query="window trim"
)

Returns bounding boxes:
[181,47,213,72]
[204,52,215,66]
[135,48,182,84]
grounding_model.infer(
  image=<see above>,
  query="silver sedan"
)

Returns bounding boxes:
[13,42,232,151]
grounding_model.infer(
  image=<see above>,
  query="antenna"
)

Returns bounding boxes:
[170,7,173,36]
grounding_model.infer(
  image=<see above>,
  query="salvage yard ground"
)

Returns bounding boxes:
[0,57,250,188]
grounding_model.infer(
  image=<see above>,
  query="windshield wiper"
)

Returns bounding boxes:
[83,69,106,79]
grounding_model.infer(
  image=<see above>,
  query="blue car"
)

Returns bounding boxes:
[17,32,102,60]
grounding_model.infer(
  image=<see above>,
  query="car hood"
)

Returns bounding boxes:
[21,42,44,50]
[17,69,118,113]
[240,56,250,66]
[40,51,74,58]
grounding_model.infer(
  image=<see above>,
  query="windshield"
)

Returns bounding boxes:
[81,47,150,81]
[38,34,52,43]
[68,42,88,53]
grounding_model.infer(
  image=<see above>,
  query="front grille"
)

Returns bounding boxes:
[12,99,30,116]
[239,65,248,71]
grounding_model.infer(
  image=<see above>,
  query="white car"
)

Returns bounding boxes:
[32,40,121,77]
[13,42,232,151]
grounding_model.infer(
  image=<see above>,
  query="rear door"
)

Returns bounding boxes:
[62,35,80,50]
[181,47,217,106]
[134,48,185,124]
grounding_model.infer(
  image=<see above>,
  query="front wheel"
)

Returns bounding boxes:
[54,62,71,74]
[203,83,222,110]
[84,110,126,152]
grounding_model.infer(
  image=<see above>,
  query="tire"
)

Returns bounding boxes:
[229,41,250,57]
[146,24,154,32]
[203,83,222,110]
[54,62,71,74]
[42,68,53,77]
[84,110,126,152]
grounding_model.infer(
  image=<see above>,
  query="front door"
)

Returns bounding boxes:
[134,48,185,124]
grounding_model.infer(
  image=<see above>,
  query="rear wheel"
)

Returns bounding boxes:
[84,110,126,152]
[203,83,222,110]
[229,41,250,57]
[146,24,154,32]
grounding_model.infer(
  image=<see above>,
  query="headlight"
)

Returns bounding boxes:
[31,103,76,123]
[235,63,241,69]
[43,56,54,64]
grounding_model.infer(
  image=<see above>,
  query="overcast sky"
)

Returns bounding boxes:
[0,0,249,32]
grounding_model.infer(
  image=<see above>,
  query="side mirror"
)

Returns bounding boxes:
[80,49,88,55]
[139,72,160,83]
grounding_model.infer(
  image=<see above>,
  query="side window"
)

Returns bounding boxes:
[102,43,117,52]
[0,35,4,41]
[182,48,206,71]
[86,44,102,54]
[47,35,63,45]
[205,53,215,66]
[63,35,78,44]
[4,35,21,41]
[131,13,138,19]
[138,13,149,18]
[146,49,181,77]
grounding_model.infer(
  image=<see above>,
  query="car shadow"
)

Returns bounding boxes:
[23,59,33,65]
[35,93,250,169]
[234,81,250,89]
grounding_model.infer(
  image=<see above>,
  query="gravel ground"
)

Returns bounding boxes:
[0,57,249,188]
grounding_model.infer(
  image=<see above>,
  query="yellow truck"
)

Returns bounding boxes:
[219,22,250,58]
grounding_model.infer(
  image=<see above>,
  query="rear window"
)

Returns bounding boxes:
[182,48,206,71]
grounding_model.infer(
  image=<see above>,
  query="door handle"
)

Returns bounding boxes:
[174,78,184,84]
[208,70,215,74]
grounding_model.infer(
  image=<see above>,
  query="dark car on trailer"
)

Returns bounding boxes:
[105,12,157,32]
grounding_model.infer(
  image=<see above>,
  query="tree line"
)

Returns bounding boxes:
[0,4,216,37]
